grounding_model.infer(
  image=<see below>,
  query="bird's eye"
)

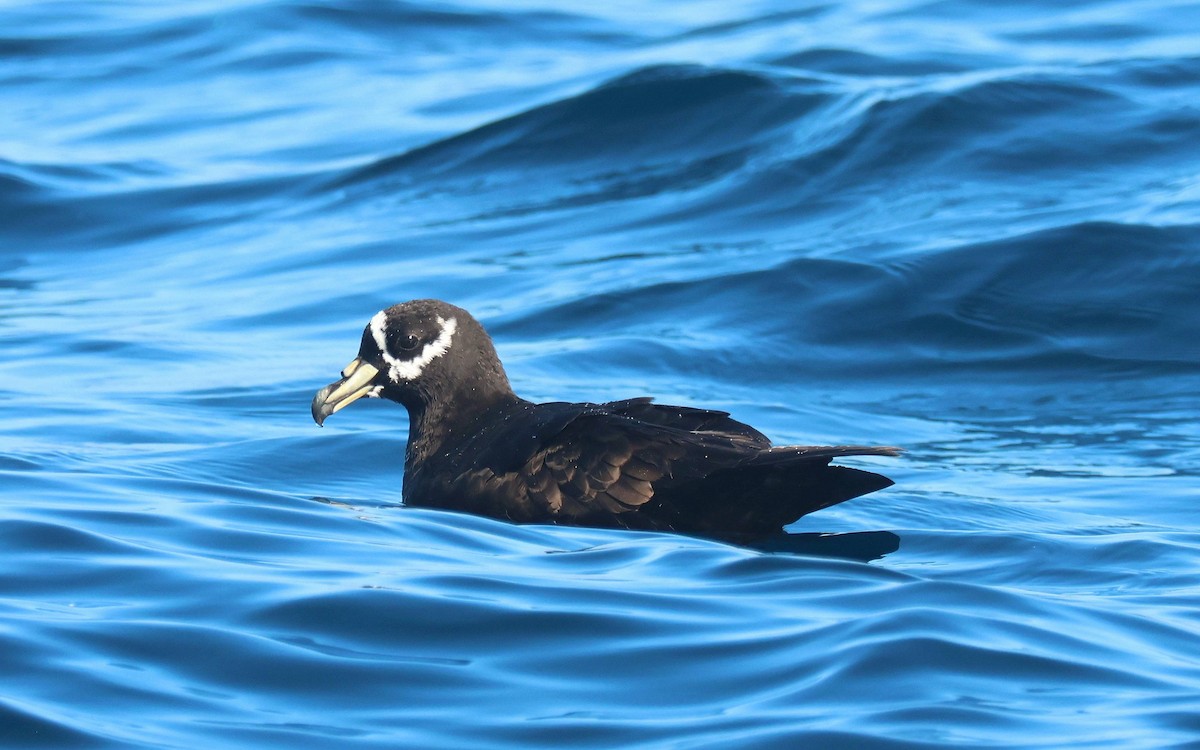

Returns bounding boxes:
[398,334,420,351]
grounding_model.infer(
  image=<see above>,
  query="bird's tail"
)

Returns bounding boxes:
[745,444,903,464]
[685,445,900,542]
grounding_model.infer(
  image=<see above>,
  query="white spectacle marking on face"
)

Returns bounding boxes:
[371,312,458,384]
[369,311,389,357]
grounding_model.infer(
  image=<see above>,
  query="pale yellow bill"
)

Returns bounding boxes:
[311,358,380,426]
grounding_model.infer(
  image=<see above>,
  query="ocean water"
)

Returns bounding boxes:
[3,0,1200,747]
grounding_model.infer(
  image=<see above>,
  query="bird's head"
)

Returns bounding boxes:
[311,299,511,425]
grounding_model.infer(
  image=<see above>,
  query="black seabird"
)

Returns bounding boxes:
[312,299,899,543]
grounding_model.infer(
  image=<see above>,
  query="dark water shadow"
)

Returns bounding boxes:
[310,496,899,562]
[745,530,901,562]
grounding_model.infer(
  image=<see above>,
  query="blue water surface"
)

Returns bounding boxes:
[3,1,1200,747]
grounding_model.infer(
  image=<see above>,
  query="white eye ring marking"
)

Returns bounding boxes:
[370,312,457,383]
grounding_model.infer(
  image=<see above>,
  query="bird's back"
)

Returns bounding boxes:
[404,397,898,541]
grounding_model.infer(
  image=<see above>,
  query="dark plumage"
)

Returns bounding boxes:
[312,299,899,543]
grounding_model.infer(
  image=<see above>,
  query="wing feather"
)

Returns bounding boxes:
[426,401,899,535]
[517,411,757,523]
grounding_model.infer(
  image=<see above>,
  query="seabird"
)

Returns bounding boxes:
[312,299,899,542]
